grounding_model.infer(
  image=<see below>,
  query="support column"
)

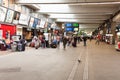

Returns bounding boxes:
[103,26,106,35]
[111,22,117,44]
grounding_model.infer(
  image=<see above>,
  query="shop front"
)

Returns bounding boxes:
[115,25,120,50]
[105,34,113,44]
[0,24,16,40]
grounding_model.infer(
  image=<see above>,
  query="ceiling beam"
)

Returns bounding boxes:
[15,0,120,4]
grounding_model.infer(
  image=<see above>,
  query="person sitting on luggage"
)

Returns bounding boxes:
[52,39,57,45]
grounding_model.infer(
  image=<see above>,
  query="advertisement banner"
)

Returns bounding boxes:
[5,9,14,23]
[19,14,30,26]
[0,6,7,22]
[40,19,45,28]
[29,17,34,27]
[36,19,41,28]
[0,0,2,5]
[33,18,38,28]
[13,11,20,24]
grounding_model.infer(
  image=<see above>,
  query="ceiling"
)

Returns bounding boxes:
[15,0,120,30]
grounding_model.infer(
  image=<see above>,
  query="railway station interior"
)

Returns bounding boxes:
[0,0,120,80]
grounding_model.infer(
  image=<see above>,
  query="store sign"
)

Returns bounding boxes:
[0,6,7,22]
[19,14,30,26]
[5,9,14,23]
[106,34,113,36]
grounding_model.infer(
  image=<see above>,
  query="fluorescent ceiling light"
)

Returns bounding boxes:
[49,14,75,18]
[57,19,78,22]
[39,4,70,12]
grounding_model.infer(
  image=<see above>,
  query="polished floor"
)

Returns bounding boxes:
[0,40,120,80]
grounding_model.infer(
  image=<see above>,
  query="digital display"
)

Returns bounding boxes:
[74,28,79,31]
[5,9,14,23]
[73,23,79,27]
[0,6,7,22]
[66,27,73,32]
[65,23,72,27]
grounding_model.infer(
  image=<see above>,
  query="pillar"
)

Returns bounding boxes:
[111,22,117,44]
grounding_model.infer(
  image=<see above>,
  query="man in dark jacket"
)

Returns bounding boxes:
[62,36,68,49]
[83,36,87,46]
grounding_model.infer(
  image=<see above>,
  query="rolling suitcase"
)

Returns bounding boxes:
[51,43,57,48]
[1,44,6,51]
[72,42,76,47]
[17,43,22,51]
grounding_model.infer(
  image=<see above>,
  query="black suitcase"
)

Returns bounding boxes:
[72,42,76,47]
[22,44,25,51]
[17,43,22,51]
[51,44,57,48]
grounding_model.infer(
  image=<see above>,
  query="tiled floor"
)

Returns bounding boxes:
[0,40,120,80]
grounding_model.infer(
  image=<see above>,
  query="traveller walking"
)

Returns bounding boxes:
[83,36,87,46]
[95,34,101,45]
[73,35,77,47]
[62,36,67,50]
[20,37,26,51]
[56,35,60,48]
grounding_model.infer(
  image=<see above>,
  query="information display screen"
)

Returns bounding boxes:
[65,23,72,27]
[66,27,73,32]
[73,23,79,27]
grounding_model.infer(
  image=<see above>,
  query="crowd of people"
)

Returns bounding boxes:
[29,34,90,50]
